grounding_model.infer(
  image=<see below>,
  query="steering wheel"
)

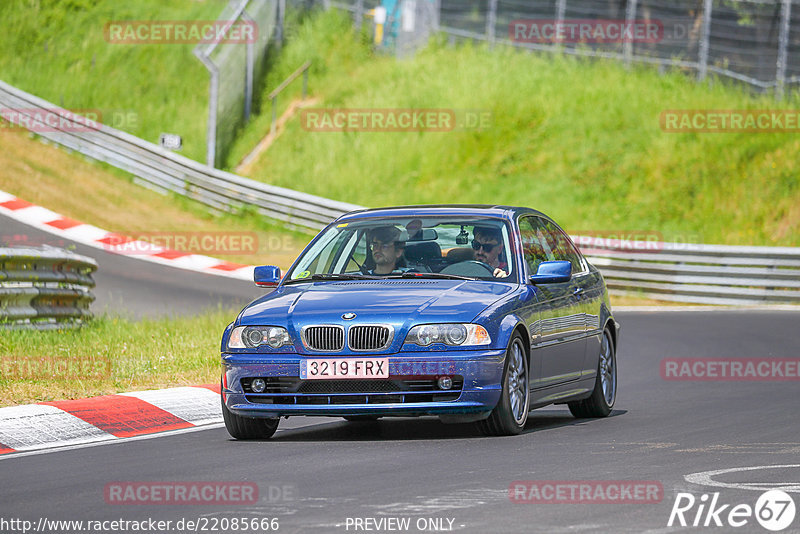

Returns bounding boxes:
[440,260,494,277]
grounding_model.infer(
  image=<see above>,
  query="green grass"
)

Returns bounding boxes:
[0,0,228,163]
[0,309,236,406]
[237,10,800,246]
[3,4,797,245]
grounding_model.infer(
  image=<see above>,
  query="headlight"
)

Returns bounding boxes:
[228,326,292,349]
[405,324,491,347]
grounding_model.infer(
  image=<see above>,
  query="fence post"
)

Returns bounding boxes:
[776,0,792,100]
[276,0,286,46]
[194,50,219,168]
[623,0,638,67]
[270,96,278,137]
[697,0,712,81]
[555,0,566,27]
[355,0,365,31]
[486,0,498,46]
[207,70,218,167]
[245,40,254,120]
[243,7,255,121]
[555,0,566,50]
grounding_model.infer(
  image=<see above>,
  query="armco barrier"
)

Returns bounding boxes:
[0,247,97,329]
[575,238,800,306]
[1,80,799,305]
[0,79,360,233]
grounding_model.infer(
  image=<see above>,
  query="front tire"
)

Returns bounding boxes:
[477,332,529,436]
[568,327,616,418]
[221,392,279,440]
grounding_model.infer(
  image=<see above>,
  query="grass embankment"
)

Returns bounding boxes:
[0,0,225,163]
[237,10,800,247]
[0,309,234,406]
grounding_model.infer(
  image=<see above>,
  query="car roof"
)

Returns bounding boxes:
[336,205,548,222]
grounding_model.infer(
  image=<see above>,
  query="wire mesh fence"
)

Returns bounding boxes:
[325,0,800,96]
[195,0,279,168]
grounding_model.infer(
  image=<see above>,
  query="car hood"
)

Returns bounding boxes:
[238,279,515,353]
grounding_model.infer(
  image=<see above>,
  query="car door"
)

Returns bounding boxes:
[519,216,588,390]
[540,218,605,379]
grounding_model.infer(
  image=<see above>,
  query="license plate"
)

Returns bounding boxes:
[300,358,389,380]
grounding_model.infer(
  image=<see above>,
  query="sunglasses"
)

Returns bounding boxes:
[370,241,395,251]
[472,239,499,252]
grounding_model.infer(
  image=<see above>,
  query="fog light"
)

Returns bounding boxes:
[437,376,453,390]
[251,378,266,393]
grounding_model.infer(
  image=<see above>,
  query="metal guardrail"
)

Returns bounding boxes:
[574,238,800,305]
[0,247,97,329]
[0,79,361,233]
[1,80,799,305]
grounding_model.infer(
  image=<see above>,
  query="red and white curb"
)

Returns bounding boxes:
[0,385,222,456]
[0,189,255,281]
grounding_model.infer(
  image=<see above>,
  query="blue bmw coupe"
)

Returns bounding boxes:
[221,206,619,438]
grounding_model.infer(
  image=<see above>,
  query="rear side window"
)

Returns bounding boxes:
[519,216,584,275]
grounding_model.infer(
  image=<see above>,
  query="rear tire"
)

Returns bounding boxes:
[221,392,279,440]
[477,332,529,436]
[568,327,616,418]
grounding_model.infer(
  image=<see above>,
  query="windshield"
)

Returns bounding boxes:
[285,217,516,283]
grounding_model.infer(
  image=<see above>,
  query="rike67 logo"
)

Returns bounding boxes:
[668,490,796,531]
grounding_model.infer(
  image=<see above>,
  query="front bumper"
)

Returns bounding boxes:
[221,349,505,418]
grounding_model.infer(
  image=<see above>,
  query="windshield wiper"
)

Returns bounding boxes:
[312,273,378,281]
[384,272,476,281]
[284,273,379,284]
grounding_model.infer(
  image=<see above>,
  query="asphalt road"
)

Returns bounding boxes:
[2,310,799,533]
[1,213,259,317]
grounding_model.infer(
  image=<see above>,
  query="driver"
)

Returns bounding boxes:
[366,226,407,275]
[472,226,509,278]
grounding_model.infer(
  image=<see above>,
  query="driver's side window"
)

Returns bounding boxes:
[342,231,368,273]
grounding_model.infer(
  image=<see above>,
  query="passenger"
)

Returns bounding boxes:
[472,226,509,278]
[365,226,407,275]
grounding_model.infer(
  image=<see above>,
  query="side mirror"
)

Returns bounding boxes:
[254,265,281,287]
[529,261,571,284]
